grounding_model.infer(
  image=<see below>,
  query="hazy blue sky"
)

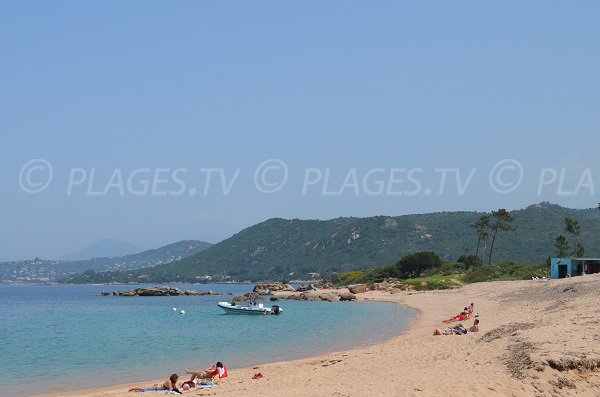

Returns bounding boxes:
[1,1,599,260]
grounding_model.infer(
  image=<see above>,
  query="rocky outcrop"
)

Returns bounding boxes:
[314,281,334,289]
[348,284,367,294]
[253,283,296,293]
[232,294,250,302]
[339,293,357,301]
[370,279,413,293]
[101,287,219,297]
[301,292,320,301]
[318,293,340,302]
[296,284,316,292]
[277,291,345,302]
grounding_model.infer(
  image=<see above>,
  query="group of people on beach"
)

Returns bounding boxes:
[128,362,227,394]
[433,302,480,336]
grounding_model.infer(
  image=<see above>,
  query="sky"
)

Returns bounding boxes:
[1,1,599,260]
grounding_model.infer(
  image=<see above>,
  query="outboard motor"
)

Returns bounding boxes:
[272,305,281,315]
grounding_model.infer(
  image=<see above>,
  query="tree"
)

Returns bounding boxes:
[396,251,442,278]
[554,234,570,258]
[471,215,490,259]
[380,251,442,279]
[577,243,585,257]
[487,209,514,266]
[564,217,582,257]
[457,255,483,270]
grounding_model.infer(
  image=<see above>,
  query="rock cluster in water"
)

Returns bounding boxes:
[253,283,296,293]
[274,291,357,302]
[101,287,225,297]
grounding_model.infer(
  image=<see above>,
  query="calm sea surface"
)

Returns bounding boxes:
[0,284,414,396]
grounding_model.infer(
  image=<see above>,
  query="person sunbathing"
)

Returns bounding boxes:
[469,319,480,333]
[433,324,467,336]
[129,373,182,394]
[433,328,454,335]
[443,311,468,323]
[185,362,228,383]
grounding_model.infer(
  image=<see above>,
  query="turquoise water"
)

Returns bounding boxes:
[0,284,414,396]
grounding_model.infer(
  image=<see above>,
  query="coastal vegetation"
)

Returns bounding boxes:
[330,252,549,291]
[52,203,600,284]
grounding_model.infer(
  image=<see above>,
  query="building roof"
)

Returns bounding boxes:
[553,257,600,261]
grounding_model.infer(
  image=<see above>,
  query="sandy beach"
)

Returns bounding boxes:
[35,274,600,397]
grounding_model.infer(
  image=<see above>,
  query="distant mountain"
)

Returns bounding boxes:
[0,240,212,283]
[64,203,600,283]
[60,239,143,261]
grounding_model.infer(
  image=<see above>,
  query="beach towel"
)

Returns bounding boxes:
[134,388,182,394]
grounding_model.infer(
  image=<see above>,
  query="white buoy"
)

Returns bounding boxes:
[172,307,177,311]
[180,310,186,315]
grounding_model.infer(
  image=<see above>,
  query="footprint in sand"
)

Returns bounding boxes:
[321,359,343,367]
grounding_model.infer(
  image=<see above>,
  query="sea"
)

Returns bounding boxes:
[0,284,415,396]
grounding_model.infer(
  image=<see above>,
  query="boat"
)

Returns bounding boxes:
[217,301,283,315]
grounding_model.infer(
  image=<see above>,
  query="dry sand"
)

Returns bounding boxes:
[35,274,600,397]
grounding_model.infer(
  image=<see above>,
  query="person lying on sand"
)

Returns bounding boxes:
[433,323,469,335]
[433,328,454,335]
[433,320,479,336]
[186,361,228,382]
[443,310,469,323]
[129,373,182,394]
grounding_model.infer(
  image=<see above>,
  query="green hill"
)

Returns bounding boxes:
[1,240,212,283]
[65,203,600,283]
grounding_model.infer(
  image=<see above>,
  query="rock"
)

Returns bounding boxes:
[339,293,357,301]
[147,287,171,296]
[104,287,214,297]
[232,295,249,302]
[301,292,320,301]
[370,279,413,292]
[314,281,334,289]
[348,284,367,294]
[253,283,296,294]
[319,293,340,302]
[270,296,279,301]
[296,284,316,292]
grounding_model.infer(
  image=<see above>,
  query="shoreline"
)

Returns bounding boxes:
[29,291,415,397]
[28,294,414,397]
[34,276,600,396]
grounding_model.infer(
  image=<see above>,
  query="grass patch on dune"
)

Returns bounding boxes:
[331,253,550,291]
[403,274,465,291]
